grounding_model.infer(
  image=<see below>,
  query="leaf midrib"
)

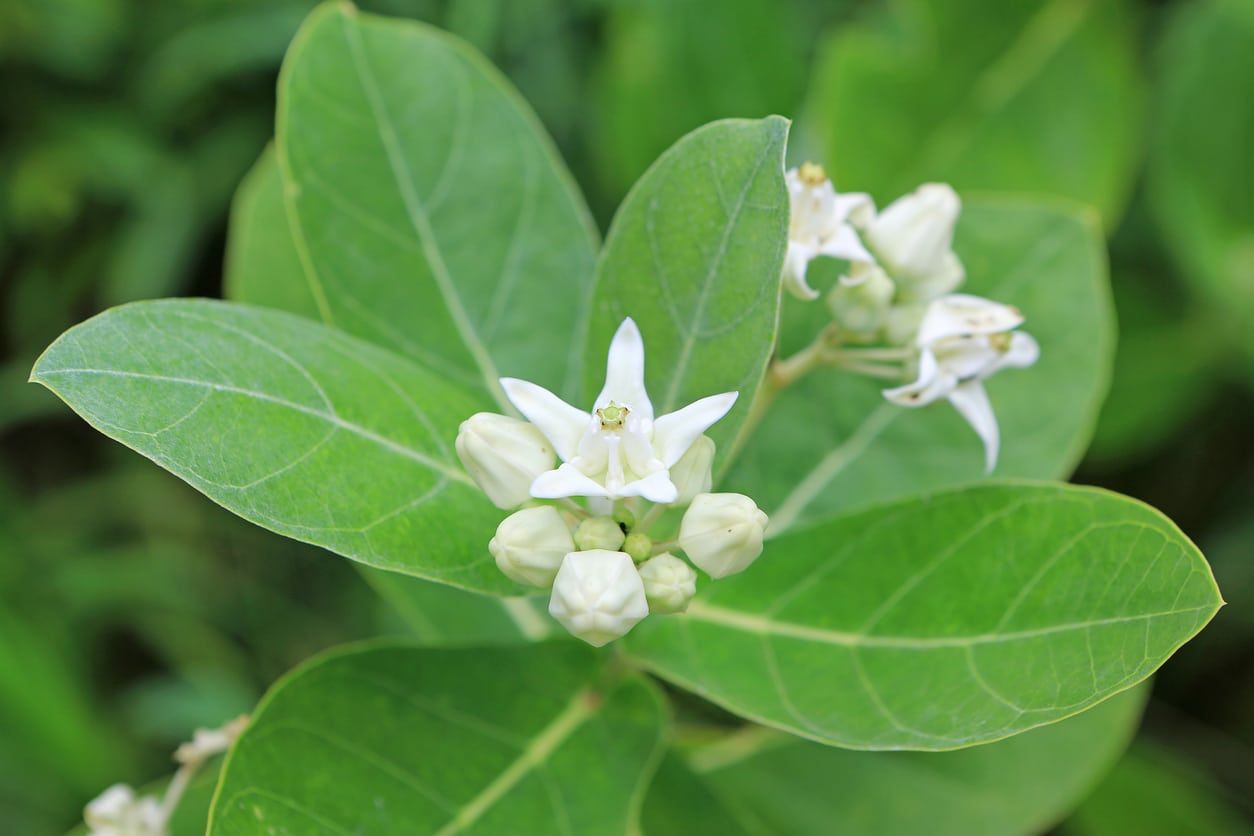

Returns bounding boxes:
[681,600,1214,650]
[34,367,472,485]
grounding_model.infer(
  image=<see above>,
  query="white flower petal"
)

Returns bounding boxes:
[500,378,588,461]
[596,318,653,421]
[948,380,1000,473]
[916,294,1024,346]
[619,470,679,504]
[652,392,739,466]
[530,463,610,499]
[817,222,874,264]
[882,350,954,407]
[783,243,819,301]
[832,191,875,227]
[1000,330,1040,369]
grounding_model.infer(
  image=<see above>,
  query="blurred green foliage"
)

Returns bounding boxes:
[1,0,1251,833]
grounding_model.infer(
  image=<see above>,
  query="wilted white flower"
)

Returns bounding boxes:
[668,435,715,504]
[489,506,576,587]
[456,413,555,509]
[549,550,649,646]
[84,784,164,836]
[678,493,769,579]
[861,183,964,301]
[883,294,1039,472]
[638,553,697,614]
[174,715,248,765]
[783,162,875,301]
[501,319,737,503]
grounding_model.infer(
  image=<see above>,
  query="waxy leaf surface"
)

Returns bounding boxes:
[626,483,1220,750]
[278,3,598,403]
[585,117,790,464]
[209,642,667,835]
[32,299,516,595]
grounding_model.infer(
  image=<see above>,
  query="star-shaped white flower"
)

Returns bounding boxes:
[501,319,737,504]
[783,163,875,301]
[883,294,1039,472]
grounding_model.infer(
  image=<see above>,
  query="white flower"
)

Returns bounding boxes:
[638,553,697,614]
[501,319,737,504]
[668,435,715,504]
[784,163,875,301]
[456,413,555,509]
[883,294,1040,472]
[678,493,769,579]
[84,784,164,836]
[489,506,575,587]
[548,550,649,646]
[861,183,964,300]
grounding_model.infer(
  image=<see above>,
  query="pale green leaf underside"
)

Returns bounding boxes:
[726,197,1112,532]
[278,3,598,403]
[31,299,517,595]
[209,642,667,835]
[625,483,1220,750]
[680,685,1144,836]
[806,0,1142,225]
[584,116,789,460]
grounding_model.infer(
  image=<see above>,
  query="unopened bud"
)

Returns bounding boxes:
[678,493,768,579]
[669,435,715,504]
[613,506,637,529]
[638,553,697,613]
[456,413,555,509]
[549,550,648,646]
[827,265,894,335]
[574,516,626,551]
[623,532,653,563]
[864,183,964,299]
[489,506,575,587]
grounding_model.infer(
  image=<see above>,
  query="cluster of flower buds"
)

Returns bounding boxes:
[457,319,769,646]
[784,163,1039,471]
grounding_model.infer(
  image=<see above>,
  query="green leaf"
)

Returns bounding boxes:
[681,685,1144,836]
[584,116,790,462]
[31,299,516,595]
[727,197,1112,531]
[277,2,598,404]
[224,146,323,321]
[209,642,668,834]
[625,483,1220,750]
[363,569,557,646]
[1063,741,1254,836]
[1149,0,1254,366]
[639,753,758,836]
[588,0,814,204]
[804,0,1143,225]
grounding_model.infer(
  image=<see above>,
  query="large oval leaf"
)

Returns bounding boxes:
[672,686,1144,835]
[804,0,1143,225]
[208,642,667,835]
[31,299,515,594]
[726,196,1112,533]
[584,116,790,461]
[625,483,1220,750]
[278,3,598,404]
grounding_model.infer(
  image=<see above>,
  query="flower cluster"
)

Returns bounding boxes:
[457,319,768,646]
[784,163,1039,470]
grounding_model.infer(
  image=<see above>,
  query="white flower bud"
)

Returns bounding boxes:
[573,516,626,551]
[678,493,768,579]
[548,550,648,646]
[85,784,164,835]
[456,413,555,509]
[489,506,575,587]
[863,183,964,300]
[638,553,697,614]
[669,435,715,504]
[623,532,653,563]
[826,264,895,335]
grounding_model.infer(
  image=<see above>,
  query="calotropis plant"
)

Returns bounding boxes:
[33,4,1219,834]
